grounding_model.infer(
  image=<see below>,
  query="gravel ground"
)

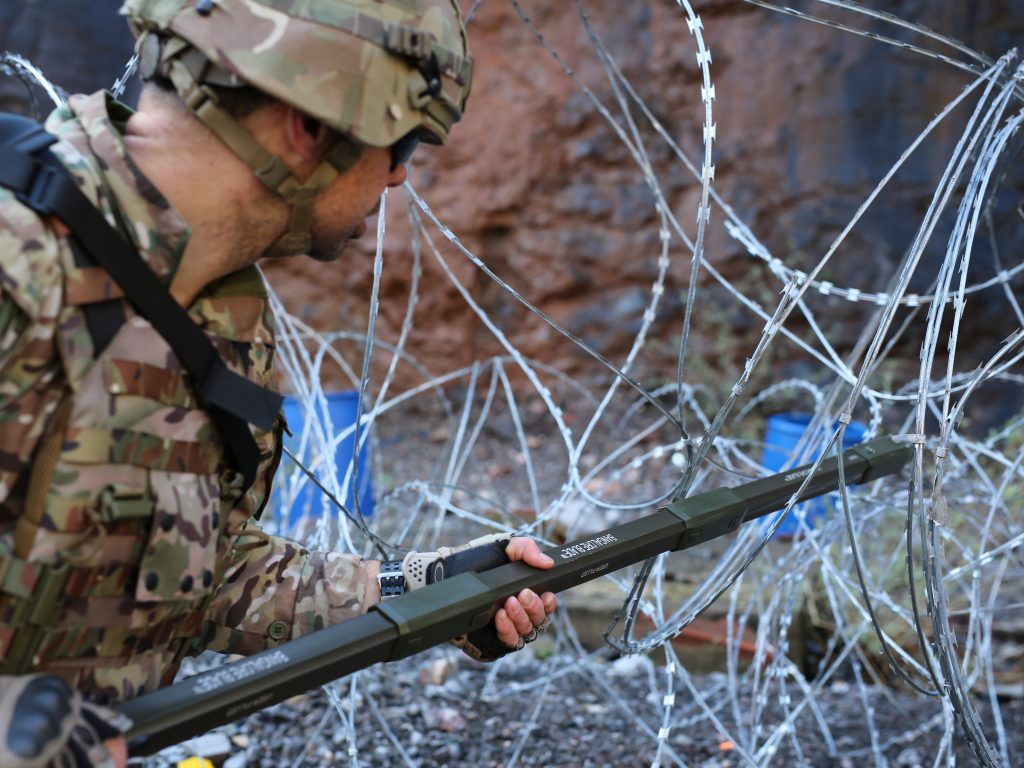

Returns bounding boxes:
[151,646,1023,768]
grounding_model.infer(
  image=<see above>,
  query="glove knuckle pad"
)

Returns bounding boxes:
[1,675,125,768]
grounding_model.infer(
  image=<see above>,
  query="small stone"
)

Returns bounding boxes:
[441,676,466,696]
[896,747,923,767]
[181,733,232,759]
[607,654,655,678]
[423,706,466,733]
[418,657,458,686]
[434,742,462,761]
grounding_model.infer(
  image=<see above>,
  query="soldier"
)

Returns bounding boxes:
[0,1,557,765]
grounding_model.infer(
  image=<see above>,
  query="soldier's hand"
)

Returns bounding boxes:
[389,533,557,661]
[0,674,131,767]
[493,537,557,651]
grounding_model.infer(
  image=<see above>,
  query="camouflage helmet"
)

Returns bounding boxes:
[122,0,472,147]
[120,0,473,255]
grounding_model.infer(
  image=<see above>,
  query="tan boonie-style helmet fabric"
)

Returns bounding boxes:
[122,0,472,147]
[120,0,472,255]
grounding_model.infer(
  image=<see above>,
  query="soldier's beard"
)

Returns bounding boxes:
[306,225,358,263]
[307,203,377,262]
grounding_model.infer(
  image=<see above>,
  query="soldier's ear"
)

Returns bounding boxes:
[284,106,331,161]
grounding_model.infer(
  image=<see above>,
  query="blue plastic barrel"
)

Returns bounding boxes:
[275,391,375,533]
[761,412,866,536]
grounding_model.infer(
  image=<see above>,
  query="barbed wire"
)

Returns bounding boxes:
[0,51,65,116]
[225,0,1024,762]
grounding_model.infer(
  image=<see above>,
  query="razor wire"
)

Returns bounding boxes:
[259,0,1024,760]
[0,51,65,115]
[266,3,1024,765]
[6,0,1024,765]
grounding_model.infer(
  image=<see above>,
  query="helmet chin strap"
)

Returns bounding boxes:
[163,52,363,257]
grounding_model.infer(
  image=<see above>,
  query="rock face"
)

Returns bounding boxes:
[3,0,1022,394]
[262,0,1024,394]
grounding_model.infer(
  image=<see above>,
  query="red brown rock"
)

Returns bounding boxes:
[262,0,1024,392]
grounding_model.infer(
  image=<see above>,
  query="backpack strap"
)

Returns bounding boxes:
[0,113,282,491]
[0,114,127,354]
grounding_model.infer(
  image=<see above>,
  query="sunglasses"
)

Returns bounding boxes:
[390,132,421,171]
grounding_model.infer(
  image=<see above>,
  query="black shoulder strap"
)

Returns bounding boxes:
[67,237,129,355]
[0,114,126,353]
[0,113,282,490]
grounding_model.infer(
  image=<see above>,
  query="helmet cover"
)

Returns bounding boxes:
[122,0,473,146]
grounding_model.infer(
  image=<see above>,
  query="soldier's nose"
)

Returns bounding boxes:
[387,163,407,188]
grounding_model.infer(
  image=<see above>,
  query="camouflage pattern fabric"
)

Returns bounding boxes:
[0,90,370,704]
[122,0,472,147]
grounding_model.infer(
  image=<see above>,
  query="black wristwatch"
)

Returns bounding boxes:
[376,560,406,599]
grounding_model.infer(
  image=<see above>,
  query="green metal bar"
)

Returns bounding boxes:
[120,436,911,755]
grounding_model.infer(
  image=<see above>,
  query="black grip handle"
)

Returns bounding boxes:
[430,541,511,584]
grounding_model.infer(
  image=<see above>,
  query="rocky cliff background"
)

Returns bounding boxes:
[4,0,1023,410]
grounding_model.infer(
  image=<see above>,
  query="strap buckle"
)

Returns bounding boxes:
[18,159,61,216]
[28,561,70,627]
[183,82,215,115]
[385,24,435,61]
[1,558,70,630]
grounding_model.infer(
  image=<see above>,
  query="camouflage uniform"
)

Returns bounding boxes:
[0,90,370,704]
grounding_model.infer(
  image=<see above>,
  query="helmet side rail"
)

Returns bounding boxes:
[118,436,911,756]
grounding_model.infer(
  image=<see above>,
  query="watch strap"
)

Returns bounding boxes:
[376,559,406,599]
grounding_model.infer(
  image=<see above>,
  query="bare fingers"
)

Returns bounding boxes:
[494,607,519,648]
[505,537,554,568]
[105,736,128,768]
[495,589,558,648]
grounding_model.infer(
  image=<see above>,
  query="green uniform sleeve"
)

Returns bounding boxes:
[0,191,65,504]
[201,526,372,655]
[0,298,29,368]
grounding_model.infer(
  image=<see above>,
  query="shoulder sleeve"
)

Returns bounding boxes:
[201,525,372,655]
[0,287,30,368]
[0,190,64,324]
[0,192,65,504]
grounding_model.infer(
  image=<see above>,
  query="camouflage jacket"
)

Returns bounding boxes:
[0,91,371,704]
